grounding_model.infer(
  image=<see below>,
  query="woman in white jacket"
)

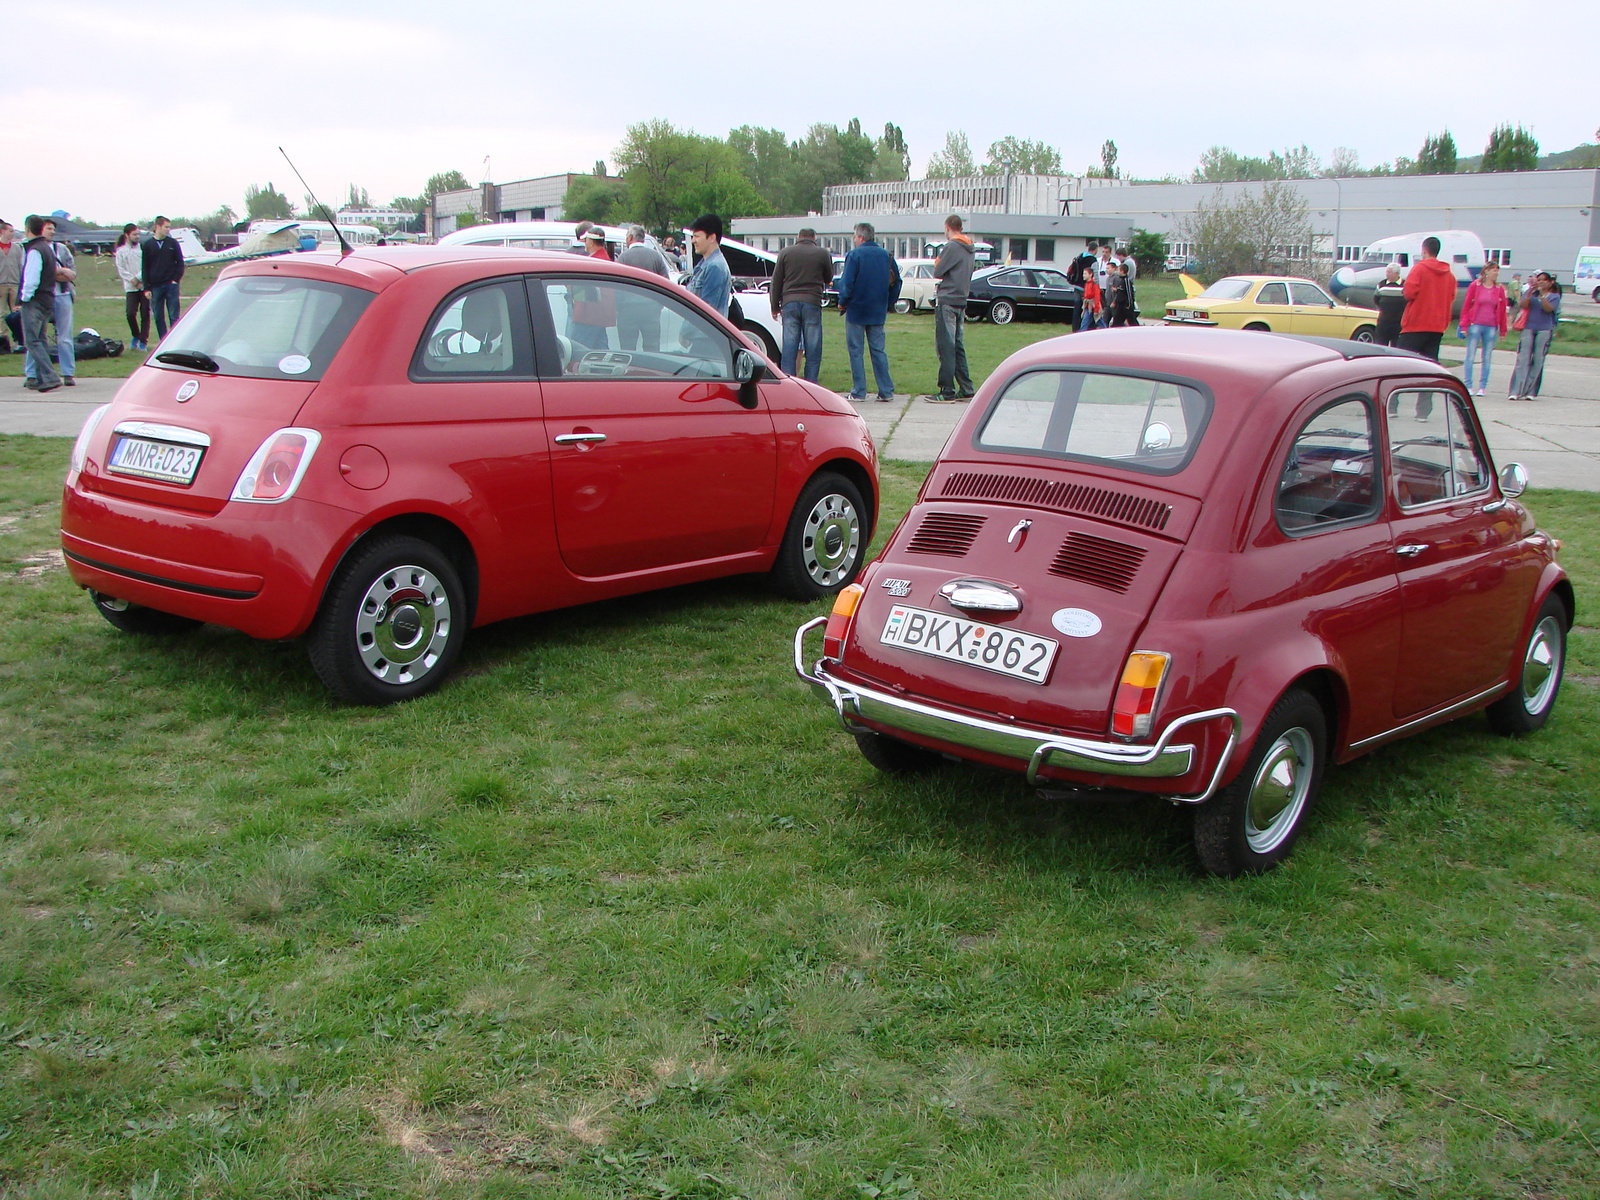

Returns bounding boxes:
[114,224,149,351]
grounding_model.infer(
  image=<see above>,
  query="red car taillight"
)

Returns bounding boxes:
[823,584,864,659]
[231,428,321,503]
[1112,651,1171,738]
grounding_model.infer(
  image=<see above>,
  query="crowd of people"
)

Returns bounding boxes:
[1,214,186,393]
[1371,234,1564,399]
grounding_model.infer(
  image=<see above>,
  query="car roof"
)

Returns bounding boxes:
[223,245,653,288]
[1209,275,1328,286]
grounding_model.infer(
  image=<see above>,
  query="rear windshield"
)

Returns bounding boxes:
[149,275,373,381]
[976,369,1211,474]
[1198,278,1253,300]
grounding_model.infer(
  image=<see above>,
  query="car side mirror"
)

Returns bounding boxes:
[1143,422,1173,451]
[1498,461,1528,498]
[733,348,765,409]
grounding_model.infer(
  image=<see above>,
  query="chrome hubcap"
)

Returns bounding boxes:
[1245,727,1314,854]
[1520,616,1562,714]
[354,565,451,685]
[802,493,860,586]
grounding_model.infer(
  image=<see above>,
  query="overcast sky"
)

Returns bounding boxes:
[6,0,1597,226]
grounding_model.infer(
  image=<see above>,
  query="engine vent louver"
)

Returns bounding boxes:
[940,471,1172,533]
[1048,532,1147,593]
[904,512,987,557]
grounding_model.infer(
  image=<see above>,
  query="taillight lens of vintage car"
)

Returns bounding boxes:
[823,584,865,659]
[230,428,322,503]
[1112,651,1171,739]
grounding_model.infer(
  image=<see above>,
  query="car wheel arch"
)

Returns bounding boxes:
[1206,659,1345,787]
[809,457,878,541]
[325,513,480,630]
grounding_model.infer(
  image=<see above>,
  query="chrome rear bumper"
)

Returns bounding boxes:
[794,616,1240,802]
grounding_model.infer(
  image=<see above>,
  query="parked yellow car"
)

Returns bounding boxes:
[1164,276,1379,341]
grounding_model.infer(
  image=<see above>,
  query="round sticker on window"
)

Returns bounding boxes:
[1051,608,1103,638]
[278,354,311,375]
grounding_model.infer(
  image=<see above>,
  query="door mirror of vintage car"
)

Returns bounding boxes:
[734,348,765,408]
[1143,421,1174,451]
[1498,461,1529,498]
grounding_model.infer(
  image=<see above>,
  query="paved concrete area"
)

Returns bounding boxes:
[6,347,1599,491]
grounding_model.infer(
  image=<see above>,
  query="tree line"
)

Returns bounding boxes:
[1191,123,1551,182]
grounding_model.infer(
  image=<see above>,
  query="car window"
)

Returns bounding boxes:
[1035,270,1071,288]
[1198,278,1253,300]
[976,369,1210,474]
[1257,282,1289,305]
[1276,396,1380,533]
[1291,282,1333,306]
[993,270,1023,286]
[1388,390,1489,506]
[541,278,733,379]
[413,280,533,377]
[149,275,373,382]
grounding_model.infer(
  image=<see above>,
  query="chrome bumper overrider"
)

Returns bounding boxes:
[794,616,1241,802]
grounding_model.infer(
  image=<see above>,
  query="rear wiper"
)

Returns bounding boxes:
[154,349,219,373]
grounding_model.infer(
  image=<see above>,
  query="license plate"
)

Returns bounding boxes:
[108,436,204,484]
[879,604,1058,684]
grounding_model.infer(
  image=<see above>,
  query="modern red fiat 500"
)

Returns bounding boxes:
[796,329,1571,875]
[63,247,877,704]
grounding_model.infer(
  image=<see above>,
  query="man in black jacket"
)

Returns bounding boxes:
[1373,263,1404,346]
[769,227,833,381]
[141,216,185,341]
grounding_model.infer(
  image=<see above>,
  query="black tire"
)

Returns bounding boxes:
[1193,688,1327,876]
[963,306,982,323]
[990,299,1016,325]
[308,535,466,706]
[854,730,940,773]
[1485,595,1566,736]
[90,590,202,635]
[769,472,867,600]
[1351,325,1377,343]
[738,320,779,362]
[1243,322,1272,332]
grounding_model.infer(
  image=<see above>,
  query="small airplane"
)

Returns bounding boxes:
[182,221,310,267]
[1330,230,1486,314]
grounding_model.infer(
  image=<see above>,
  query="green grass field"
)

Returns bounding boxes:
[2,436,1597,1199]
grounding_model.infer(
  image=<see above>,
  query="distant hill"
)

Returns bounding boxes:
[1456,141,1600,172]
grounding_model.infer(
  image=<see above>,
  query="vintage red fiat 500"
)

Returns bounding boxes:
[795,328,1571,875]
[62,246,876,704]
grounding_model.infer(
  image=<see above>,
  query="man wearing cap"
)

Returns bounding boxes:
[582,227,612,261]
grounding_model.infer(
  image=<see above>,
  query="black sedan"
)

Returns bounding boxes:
[963,265,1082,326]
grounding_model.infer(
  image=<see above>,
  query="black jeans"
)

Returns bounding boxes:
[125,290,150,344]
[1396,331,1442,361]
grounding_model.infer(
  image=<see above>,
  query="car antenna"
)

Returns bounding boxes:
[279,146,352,257]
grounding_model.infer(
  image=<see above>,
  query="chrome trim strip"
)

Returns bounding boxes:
[793,617,1240,799]
[112,421,212,448]
[554,432,607,444]
[1347,682,1511,751]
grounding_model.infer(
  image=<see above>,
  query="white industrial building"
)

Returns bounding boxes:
[429,173,584,236]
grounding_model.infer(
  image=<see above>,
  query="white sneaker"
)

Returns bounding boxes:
[1475,387,1485,396]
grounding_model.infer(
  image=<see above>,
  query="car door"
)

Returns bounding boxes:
[1031,269,1080,323]
[534,276,779,579]
[1252,280,1291,329]
[1288,281,1343,335]
[990,269,1030,314]
[1270,391,1402,746]
[1384,384,1542,716]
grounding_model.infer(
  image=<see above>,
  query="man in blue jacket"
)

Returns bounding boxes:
[836,222,900,401]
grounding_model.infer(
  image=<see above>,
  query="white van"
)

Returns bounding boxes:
[437,219,627,259]
[1574,246,1600,302]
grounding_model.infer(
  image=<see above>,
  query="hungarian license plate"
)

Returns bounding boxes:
[879,604,1058,684]
[109,436,203,485]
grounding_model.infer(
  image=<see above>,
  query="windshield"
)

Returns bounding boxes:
[1197,278,1253,300]
[150,275,373,381]
[977,369,1211,474]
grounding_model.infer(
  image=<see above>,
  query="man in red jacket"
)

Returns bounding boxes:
[1397,236,1456,361]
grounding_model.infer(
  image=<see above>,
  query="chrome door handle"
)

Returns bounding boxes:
[1482,498,1507,513]
[554,432,607,444]
[1396,543,1427,557]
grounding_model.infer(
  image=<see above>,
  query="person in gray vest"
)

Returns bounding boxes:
[18,215,69,392]
[769,226,832,380]
[922,215,976,402]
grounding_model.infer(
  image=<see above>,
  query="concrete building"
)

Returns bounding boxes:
[732,168,1600,283]
[429,173,584,237]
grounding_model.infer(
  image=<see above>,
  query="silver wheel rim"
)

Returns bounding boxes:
[354,564,452,685]
[993,302,1013,324]
[1244,727,1314,855]
[1520,615,1562,714]
[801,492,860,587]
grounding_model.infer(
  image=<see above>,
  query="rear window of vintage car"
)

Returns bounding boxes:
[975,369,1211,473]
[147,276,374,381]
